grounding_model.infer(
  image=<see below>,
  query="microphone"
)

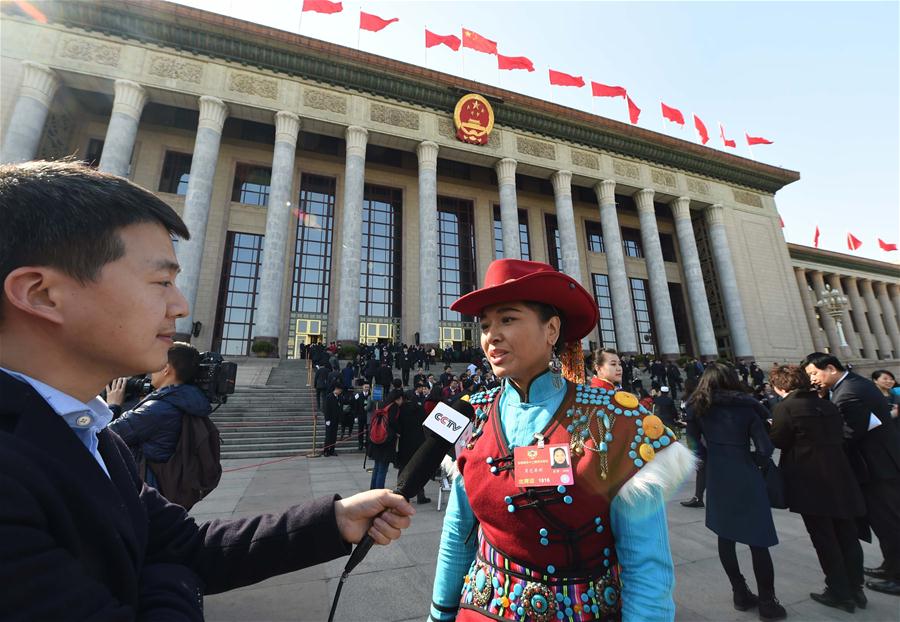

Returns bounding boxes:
[341,398,475,576]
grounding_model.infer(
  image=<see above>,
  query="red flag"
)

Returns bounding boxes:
[813,226,820,248]
[878,238,898,252]
[461,28,497,54]
[626,96,641,125]
[779,214,784,228]
[302,0,342,14]
[591,82,627,98]
[847,233,863,251]
[694,114,709,145]
[360,11,397,32]
[719,123,736,148]
[746,133,773,146]
[549,69,584,88]
[425,29,460,51]
[497,54,534,71]
[661,102,685,125]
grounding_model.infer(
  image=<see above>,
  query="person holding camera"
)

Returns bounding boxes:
[0,161,414,621]
[106,342,210,486]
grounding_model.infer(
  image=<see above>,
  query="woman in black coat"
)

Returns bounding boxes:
[686,363,786,621]
[769,365,866,612]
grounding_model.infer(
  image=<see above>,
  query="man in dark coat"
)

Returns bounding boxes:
[665,362,683,401]
[770,365,867,611]
[396,397,430,504]
[804,352,900,596]
[374,361,394,397]
[653,387,680,429]
[0,161,414,619]
[322,385,344,456]
[313,362,331,412]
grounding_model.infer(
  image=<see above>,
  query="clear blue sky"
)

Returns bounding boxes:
[175,0,899,262]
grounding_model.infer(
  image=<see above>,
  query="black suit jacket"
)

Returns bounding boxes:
[830,371,900,483]
[0,371,350,621]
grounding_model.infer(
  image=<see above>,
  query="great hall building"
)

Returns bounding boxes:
[2,1,899,371]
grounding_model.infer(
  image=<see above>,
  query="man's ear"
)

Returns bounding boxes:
[3,267,69,325]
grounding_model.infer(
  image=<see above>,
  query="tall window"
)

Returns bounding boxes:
[83,138,104,168]
[591,273,617,348]
[439,197,477,321]
[231,164,271,206]
[545,214,562,270]
[668,283,693,356]
[621,227,643,258]
[158,151,192,195]
[212,232,263,356]
[630,278,656,354]
[585,221,605,253]
[359,184,402,318]
[660,232,677,262]
[291,174,335,315]
[493,206,531,260]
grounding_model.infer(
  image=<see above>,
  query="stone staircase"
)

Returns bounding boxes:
[213,359,323,460]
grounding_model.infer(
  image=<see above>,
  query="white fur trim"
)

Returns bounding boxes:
[615,441,696,507]
[441,455,460,481]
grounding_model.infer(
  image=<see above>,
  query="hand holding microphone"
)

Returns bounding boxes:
[334,490,415,545]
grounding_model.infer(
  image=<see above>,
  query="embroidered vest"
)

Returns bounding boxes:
[455,383,677,621]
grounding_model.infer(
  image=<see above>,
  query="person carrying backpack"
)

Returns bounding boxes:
[367,389,402,489]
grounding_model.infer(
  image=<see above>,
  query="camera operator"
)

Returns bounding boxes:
[106,342,210,487]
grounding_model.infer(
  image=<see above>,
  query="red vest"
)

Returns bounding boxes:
[455,382,677,621]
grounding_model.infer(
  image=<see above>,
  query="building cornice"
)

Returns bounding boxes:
[22,0,800,193]
[788,243,900,280]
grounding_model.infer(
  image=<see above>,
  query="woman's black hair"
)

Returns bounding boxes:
[687,362,748,418]
[872,369,896,385]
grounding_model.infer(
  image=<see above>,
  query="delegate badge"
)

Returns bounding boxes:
[513,444,574,488]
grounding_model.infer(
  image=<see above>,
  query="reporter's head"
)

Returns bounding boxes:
[151,342,201,389]
[0,161,190,401]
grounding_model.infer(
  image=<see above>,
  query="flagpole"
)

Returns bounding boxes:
[356,10,361,50]
[297,3,304,35]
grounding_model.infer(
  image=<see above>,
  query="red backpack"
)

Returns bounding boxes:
[368,405,395,445]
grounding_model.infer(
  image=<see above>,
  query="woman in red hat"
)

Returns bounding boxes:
[429,259,695,622]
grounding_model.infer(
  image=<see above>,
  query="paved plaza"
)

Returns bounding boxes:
[191,451,900,622]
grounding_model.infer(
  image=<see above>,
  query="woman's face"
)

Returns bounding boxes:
[480,302,559,384]
[596,354,622,383]
[874,373,896,392]
[553,448,567,465]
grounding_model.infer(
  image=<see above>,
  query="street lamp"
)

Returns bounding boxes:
[816,284,851,356]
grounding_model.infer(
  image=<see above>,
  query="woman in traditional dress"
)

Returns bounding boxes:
[590,348,622,391]
[430,259,694,622]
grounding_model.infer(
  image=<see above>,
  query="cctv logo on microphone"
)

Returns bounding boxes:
[425,402,472,444]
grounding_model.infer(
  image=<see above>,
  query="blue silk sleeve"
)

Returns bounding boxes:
[430,475,477,621]
[610,489,676,622]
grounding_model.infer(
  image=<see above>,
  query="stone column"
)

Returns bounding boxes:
[671,197,718,360]
[794,268,828,353]
[495,158,521,259]
[98,80,147,177]
[335,126,368,344]
[174,96,228,339]
[844,277,878,360]
[860,279,894,359]
[551,170,589,348]
[891,284,900,332]
[1,62,59,163]
[417,141,440,346]
[828,274,862,358]
[875,281,900,358]
[705,204,753,360]
[634,189,679,359]
[809,271,843,356]
[593,180,638,355]
[252,111,301,353]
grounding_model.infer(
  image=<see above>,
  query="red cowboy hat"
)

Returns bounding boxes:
[450,259,599,342]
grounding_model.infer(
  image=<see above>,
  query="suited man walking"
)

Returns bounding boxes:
[804,352,900,597]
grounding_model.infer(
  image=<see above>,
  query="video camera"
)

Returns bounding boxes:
[193,351,237,406]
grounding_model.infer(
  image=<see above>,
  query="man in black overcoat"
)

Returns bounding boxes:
[804,352,900,596]
[0,162,414,620]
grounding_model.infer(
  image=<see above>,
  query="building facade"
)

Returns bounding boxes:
[3,1,895,368]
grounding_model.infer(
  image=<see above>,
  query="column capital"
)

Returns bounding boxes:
[793,266,807,277]
[873,280,889,295]
[843,274,858,285]
[274,111,301,146]
[889,283,900,296]
[593,179,616,204]
[634,188,655,212]
[859,278,875,293]
[495,158,517,184]
[198,96,228,132]
[670,196,692,220]
[111,80,147,120]
[345,125,368,157]
[416,140,439,170]
[550,170,572,197]
[19,61,60,107]
[706,203,725,226]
